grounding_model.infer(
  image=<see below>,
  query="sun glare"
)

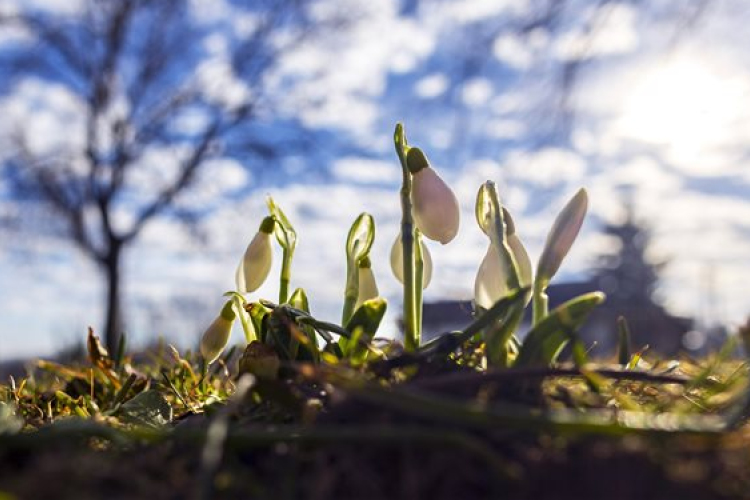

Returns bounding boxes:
[616,57,748,171]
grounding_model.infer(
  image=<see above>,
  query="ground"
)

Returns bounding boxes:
[2,339,750,500]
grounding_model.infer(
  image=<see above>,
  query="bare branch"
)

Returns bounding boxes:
[1,12,93,90]
[122,120,221,243]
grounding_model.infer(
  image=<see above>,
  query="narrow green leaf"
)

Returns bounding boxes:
[413,287,530,362]
[248,302,272,344]
[288,288,319,362]
[341,297,387,359]
[514,292,605,368]
[266,195,297,252]
[617,316,632,366]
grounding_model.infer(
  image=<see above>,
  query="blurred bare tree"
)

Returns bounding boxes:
[0,0,347,352]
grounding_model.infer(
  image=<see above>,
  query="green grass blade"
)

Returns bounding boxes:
[617,316,632,366]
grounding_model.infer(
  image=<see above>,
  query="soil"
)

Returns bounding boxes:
[3,400,750,500]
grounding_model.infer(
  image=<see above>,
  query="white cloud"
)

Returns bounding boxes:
[505,147,587,188]
[426,0,530,25]
[0,79,86,157]
[332,157,401,185]
[606,156,683,192]
[196,58,251,110]
[593,3,639,55]
[486,119,525,140]
[461,78,494,107]
[11,0,84,16]
[554,3,639,61]
[493,33,534,70]
[0,22,32,46]
[124,145,192,204]
[271,0,435,140]
[189,0,234,25]
[415,73,450,99]
[198,158,251,193]
[490,91,533,114]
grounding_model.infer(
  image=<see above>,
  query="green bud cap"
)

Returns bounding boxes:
[220,300,237,321]
[406,147,430,174]
[259,216,275,234]
[358,256,372,269]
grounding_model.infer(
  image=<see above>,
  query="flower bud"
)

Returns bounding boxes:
[200,300,236,364]
[390,234,432,289]
[536,188,588,287]
[474,244,503,310]
[354,257,379,311]
[236,216,274,294]
[474,182,532,309]
[474,237,532,310]
[408,148,460,244]
[507,234,532,288]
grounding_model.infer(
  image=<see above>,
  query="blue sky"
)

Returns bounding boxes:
[1,0,750,359]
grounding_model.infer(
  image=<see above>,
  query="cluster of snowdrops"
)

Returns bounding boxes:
[199,124,597,371]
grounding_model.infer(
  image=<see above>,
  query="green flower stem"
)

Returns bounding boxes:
[414,230,424,343]
[483,184,525,366]
[342,243,360,326]
[395,124,419,351]
[341,284,357,327]
[279,248,292,304]
[532,285,548,326]
[234,296,256,344]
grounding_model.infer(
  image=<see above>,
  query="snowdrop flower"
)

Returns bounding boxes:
[354,257,379,311]
[536,188,588,287]
[474,182,532,309]
[474,224,532,309]
[390,234,433,289]
[407,147,460,244]
[236,216,274,294]
[200,300,237,364]
[474,240,532,310]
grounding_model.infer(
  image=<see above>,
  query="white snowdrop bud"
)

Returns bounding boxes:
[200,300,236,364]
[236,216,274,294]
[537,188,588,287]
[354,257,379,311]
[390,234,433,289]
[408,148,460,244]
[474,236,532,310]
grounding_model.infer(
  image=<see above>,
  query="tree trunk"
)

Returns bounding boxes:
[103,242,123,355]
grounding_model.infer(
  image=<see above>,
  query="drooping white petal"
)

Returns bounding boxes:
[355,265,379,311]
[236,231,273,293]
[474,244,508,310]
[474,238,532,309]
[412,167,460,244]
[200,302,236,364]
[508,234,532,287]
[390,234,433,289]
